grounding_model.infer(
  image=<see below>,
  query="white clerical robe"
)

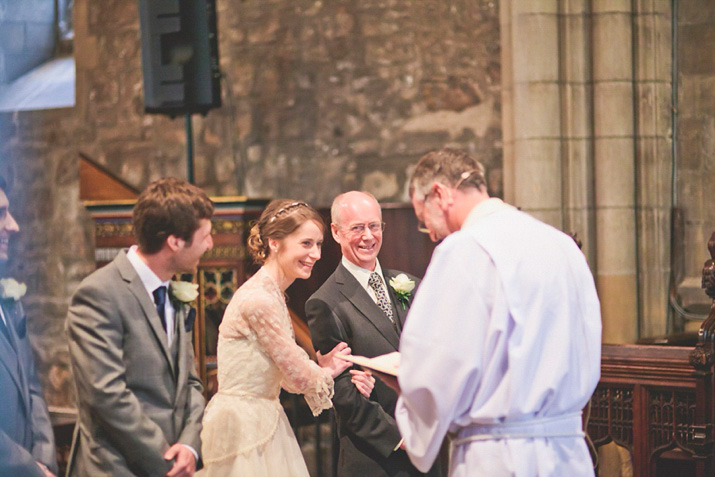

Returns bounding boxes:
[395,199,602,477]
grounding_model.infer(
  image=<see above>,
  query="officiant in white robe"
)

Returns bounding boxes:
[394,148,602,477]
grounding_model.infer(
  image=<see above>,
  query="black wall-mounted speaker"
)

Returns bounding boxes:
[138,0,221,117]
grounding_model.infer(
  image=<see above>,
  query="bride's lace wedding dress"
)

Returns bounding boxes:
[198,268,333,476]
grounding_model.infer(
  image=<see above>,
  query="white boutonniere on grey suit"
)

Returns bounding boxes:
[171,280,199,332]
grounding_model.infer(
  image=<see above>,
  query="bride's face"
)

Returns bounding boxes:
[273,220,323,281]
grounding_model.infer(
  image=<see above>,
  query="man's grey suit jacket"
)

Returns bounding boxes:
[307,264,438,477]
[0,297,57,477]
[66,251,204,477]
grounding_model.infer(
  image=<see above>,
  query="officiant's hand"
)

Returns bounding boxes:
[317,341,353,378]
[350,369,376,398]
[165,443,196,477]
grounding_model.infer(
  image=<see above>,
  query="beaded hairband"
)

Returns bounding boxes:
[268,201,308,223]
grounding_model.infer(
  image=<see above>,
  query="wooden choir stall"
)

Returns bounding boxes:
[587,232,715,476]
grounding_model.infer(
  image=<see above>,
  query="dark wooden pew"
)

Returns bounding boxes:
[588,232,715,476]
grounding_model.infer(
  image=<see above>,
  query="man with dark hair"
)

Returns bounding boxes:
[66,177,214,477]
[392,148,601,476]
[306,191,439,477]
[0,176,58,476]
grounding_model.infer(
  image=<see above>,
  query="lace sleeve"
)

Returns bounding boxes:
[243,294,334,416]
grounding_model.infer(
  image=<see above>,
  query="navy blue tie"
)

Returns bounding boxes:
[153,286,167,332]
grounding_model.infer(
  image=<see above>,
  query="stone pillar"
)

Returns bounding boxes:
[559,1,596,267]
[502,0,673,343]
[677,1,715,319]
[633,0,672,337]
[592,1,639,343]
[501,1,563,227]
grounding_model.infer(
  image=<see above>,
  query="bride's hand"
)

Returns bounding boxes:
[350,369,375,398]
[317,342,353,379]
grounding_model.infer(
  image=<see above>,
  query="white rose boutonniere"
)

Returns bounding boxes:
[389,273,415,310]
[171,280,199,303]
[0,278,27,301]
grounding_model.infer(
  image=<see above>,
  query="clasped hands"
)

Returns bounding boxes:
[317,341,376,398]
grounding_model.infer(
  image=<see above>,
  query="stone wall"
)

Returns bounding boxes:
[216,0,503,203]
[677,1,715,279]
[0,0,501,407]
[75,0,502,202]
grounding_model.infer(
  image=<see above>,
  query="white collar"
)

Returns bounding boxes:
[462,198,516,229]
[126,245,170,296]
[342,256,385,290]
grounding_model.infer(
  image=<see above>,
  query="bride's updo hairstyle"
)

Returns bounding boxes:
[247,199,325,264]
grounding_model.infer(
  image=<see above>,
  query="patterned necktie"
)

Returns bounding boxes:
[153,286,168,332]
[368,272,394,323]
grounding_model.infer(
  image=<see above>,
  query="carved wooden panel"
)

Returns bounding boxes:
[649,389,697,452]
[591,344,714,477]
[589,386,635,449]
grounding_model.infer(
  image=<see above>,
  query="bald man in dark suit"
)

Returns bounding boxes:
[306,191,439,477]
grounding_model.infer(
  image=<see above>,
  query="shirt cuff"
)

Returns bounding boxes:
[182,444,199,462]
[393,438,404,452]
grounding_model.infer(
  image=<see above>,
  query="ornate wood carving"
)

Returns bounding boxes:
[691,232,715,370]
[590,345,713,476]
[588,231,715,476]
[589,387,634,449]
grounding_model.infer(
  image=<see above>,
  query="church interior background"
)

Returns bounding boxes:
[1,0,714,475]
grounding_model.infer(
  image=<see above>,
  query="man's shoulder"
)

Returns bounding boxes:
[464,207,574,249]
[307,264,344,303]
[74,252,130,295]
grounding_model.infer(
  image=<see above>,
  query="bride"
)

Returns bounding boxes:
[198,199,375,476]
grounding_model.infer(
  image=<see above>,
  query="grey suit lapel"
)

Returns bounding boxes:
[0,303,17,352]
[335,265,400,349]
[173,303,188,404]
[0,301,31,415]
[115,252,176,376]
[0,326,25,403]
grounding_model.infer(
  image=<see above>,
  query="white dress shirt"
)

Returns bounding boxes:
[341,256,392,308]
[0,302,7,329]
[126,246,176,347]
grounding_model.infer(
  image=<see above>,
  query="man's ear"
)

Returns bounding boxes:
[166,235,185,252]
[433,183,453,208]
[331,223,341,244]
